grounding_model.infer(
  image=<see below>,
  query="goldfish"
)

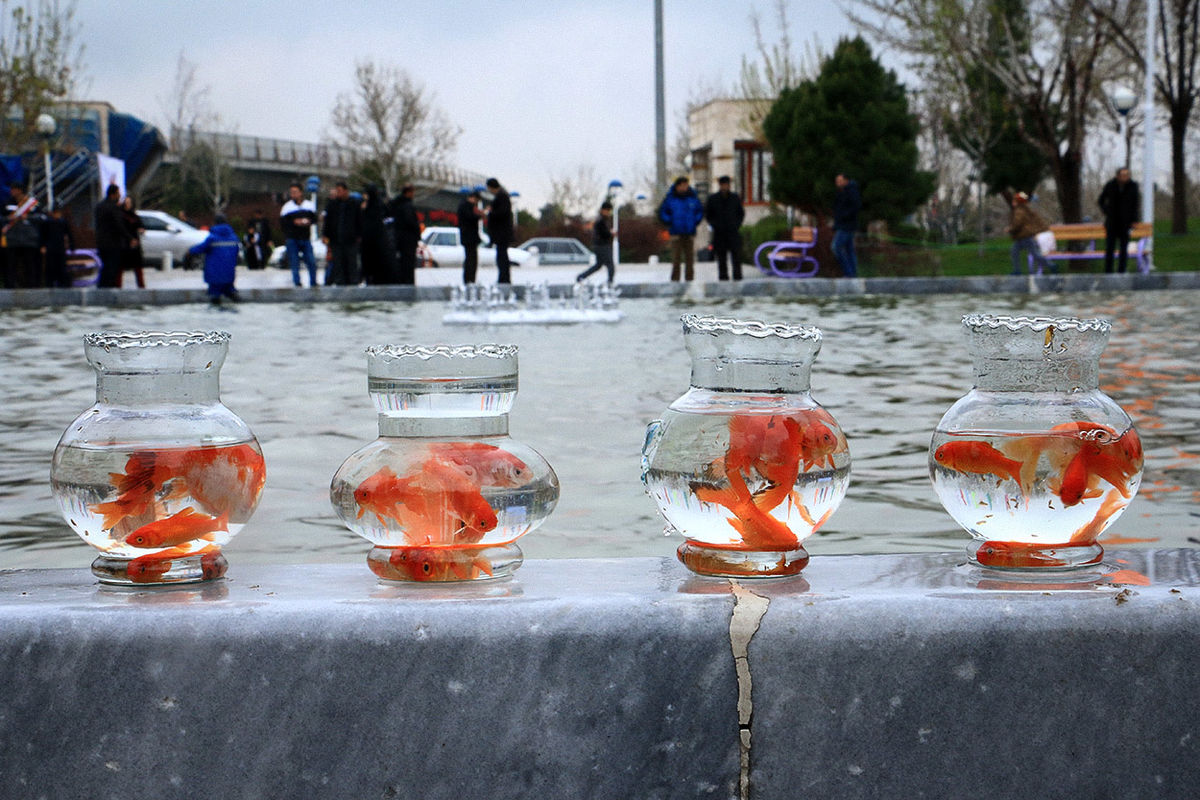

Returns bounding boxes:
[1068,489,1128,544]
[427,442,529,488]
[386,546,494,581]
[1049,423,1142,505]
[693,469,799,550]
[126,544,224,583]
[179,443,266,518]
[676,541,808,577]
[124,507,229,549]
[91,450,185,530]
[354,459,498,545]
[974,541,1069,569]
[933,440,1025,491]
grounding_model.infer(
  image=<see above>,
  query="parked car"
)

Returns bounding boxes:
[420,227,535,269]
[267,239,328,267]
[517,237,595,266]
[136,211,210,269]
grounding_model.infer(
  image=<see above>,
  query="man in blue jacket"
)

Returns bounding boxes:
[658,176,704,281]
[189,214,241,305]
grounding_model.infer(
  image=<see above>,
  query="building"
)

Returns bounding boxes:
[686,98,775,227]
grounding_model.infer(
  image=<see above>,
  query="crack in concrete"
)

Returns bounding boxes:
[729,580,770,800]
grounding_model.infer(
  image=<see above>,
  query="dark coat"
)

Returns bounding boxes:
[1098,178,1140,231]
[486,188,513,243]
[457,198,481,246]
[323,197,363,245]
[390,195,421,244]
[94,197,131,250]
[705,190,745,241]
[833,180,862,232]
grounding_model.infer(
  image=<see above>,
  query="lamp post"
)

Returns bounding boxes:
[607,179,623,268]
[35,113,56,210]
[510,190,520,233]
[1110,85,1137,167]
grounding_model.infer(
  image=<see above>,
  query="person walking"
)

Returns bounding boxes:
[485,178,514,284]
[391,184,421,285]
[1007,192,1055,275]
[94,184,134,288]
[322,181,362,285]
[658,176,703,281]
[832,173,861,278]
[249,210,274,270]
[576,201,615,282]
[705,175,745,281]
[457,189,483,284]
[280,182,319,287]
[189,214,241,305]
[1098,167,1141,274]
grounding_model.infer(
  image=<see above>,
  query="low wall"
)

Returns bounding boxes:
[2,271,1200,309]
[1,551,1197,799]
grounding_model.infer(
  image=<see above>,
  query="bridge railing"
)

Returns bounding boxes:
[170,129,487,189]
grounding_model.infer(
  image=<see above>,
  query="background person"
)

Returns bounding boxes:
[704,175,745,281]
[94,184,133,288]
[576,201,615,282]
[485,178,514,284]
[120,195,146,288]
[391,184,421,285]
[457,189,483,284]
[322,181,362,285]
[280,182,318,287]
[1098,167,1140,274]
[189,213,241,305]
[1007,191,1055,275]
[832,173,861,278]
[658,176,703,282]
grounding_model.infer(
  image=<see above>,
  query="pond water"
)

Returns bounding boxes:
[3,291,1198,570]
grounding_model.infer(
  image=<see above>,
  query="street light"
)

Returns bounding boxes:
[510,190,520,232]
[607,179,623,268]
[35,113,56,210]
[305,175,320,243]
[1110,85,1137,167]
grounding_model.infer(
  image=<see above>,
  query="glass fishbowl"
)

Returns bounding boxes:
[642,315,851,577]
[330,344,559,582]
[50,331,265,585]
[930,314,1143,569]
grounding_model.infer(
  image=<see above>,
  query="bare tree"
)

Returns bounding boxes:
[1094,0,1200,233]
[327,60,460,198]
[849,0,1140,224]
[547,164,605,219]
[155,52,233,216]
[739,0,823,135]
[0,0,83,153]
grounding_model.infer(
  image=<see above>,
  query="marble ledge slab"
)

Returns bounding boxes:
[1,550,1198,800]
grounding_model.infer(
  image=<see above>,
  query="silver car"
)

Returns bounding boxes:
[518,237,595,266]
[136,211,210,269]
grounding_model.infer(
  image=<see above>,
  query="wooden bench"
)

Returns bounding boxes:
[753,226,819,277]
[1030,222,1153,274]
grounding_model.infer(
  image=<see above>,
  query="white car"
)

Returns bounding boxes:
[268,239,328,267]
[421,226,535,269]
[136,211,210,269]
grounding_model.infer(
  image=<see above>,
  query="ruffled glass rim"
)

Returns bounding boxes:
[84,330,231,349]
[366,344,518,360]
[681,314,821,340]
[961,314,1110,334]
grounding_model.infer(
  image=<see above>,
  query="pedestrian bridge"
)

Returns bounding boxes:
[167,129,488,200]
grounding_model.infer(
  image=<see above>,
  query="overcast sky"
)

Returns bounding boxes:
[75,0,865,208]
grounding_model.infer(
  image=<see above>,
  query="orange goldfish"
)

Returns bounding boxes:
[1068,489,1128,544]
[676,540,808,577]
[126,544,223,583]
[420,458,499,543]
[180,443,266,518]
[427,442,529,488]
[974,541,1069,569]
[91,450,185,530]
[693,469,799,550]
[354,466,429,528]
[387,546,494,581]
[933,441,1025,491]
[124,507,229,549]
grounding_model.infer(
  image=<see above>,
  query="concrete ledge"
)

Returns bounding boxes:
[1,551,1197,798]
[2,272,1198,308]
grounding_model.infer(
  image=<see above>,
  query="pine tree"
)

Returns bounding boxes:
[762,36,934,225]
